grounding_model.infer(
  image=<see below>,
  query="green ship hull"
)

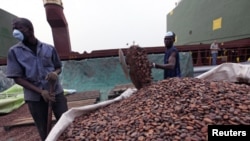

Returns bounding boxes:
[167,0,250,45]
[0,9,18,62]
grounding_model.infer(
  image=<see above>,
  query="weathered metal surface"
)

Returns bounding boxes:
[44,3,72,57]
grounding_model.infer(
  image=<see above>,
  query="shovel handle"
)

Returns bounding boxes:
[47,81,55,136]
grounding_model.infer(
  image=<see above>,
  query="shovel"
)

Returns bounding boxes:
[47,81,55,136]
[118,48,129,80]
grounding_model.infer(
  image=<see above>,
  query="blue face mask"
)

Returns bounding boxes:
[12,29,24,41]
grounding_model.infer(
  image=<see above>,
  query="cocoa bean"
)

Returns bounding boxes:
[59,78,250,140]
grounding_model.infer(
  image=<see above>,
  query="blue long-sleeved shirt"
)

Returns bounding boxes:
[6,40,63,101]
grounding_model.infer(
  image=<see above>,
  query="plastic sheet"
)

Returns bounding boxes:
[0,66,14,92]
[196,62,250,83]
[0,84,24,114]
[60,52,193,101]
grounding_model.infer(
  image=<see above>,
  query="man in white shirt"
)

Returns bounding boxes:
[210,40,220,65]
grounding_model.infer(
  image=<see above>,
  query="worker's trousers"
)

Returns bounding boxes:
[211,53,218,65]
[26,93,68,141]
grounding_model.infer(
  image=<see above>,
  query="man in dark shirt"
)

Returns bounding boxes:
[6,17,68,141]
[152,31,181,79]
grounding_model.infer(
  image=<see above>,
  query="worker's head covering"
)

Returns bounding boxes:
[165,31,176,43]
[165,31,175,38]
[164,31,175,48]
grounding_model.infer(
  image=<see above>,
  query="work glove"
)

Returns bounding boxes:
[150,62,156,68]
[41,90,55,102]
[45,72,58,82]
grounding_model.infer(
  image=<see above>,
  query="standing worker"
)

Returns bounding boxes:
[152,31,181,79]
[210,40,220,65]
[6,17,68,141]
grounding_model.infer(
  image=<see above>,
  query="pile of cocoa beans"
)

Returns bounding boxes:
[58,77,250,141]
[125,45,152,89]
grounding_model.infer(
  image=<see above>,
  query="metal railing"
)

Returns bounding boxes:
[189,47,250,66]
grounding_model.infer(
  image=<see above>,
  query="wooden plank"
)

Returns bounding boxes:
[110,83,134,93]
[109,83,135,99]
[12,117,56,125]
[11,117,34,123]
[67,99,96,108]
[4,117,56,131]
[3,98,98,131]
[66,90,100,101]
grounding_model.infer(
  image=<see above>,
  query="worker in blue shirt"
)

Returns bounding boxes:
[6,17,68,141]
[152,31,181,79]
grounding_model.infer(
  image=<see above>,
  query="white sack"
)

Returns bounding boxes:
[196,63,250,83]
[46,88,137,141]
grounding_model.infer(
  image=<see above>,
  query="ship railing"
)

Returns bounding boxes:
[187,47,250,66]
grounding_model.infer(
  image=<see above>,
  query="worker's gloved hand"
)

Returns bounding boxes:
[41,90,55,102]
[150,62,156,68]
[45,72,58,82]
